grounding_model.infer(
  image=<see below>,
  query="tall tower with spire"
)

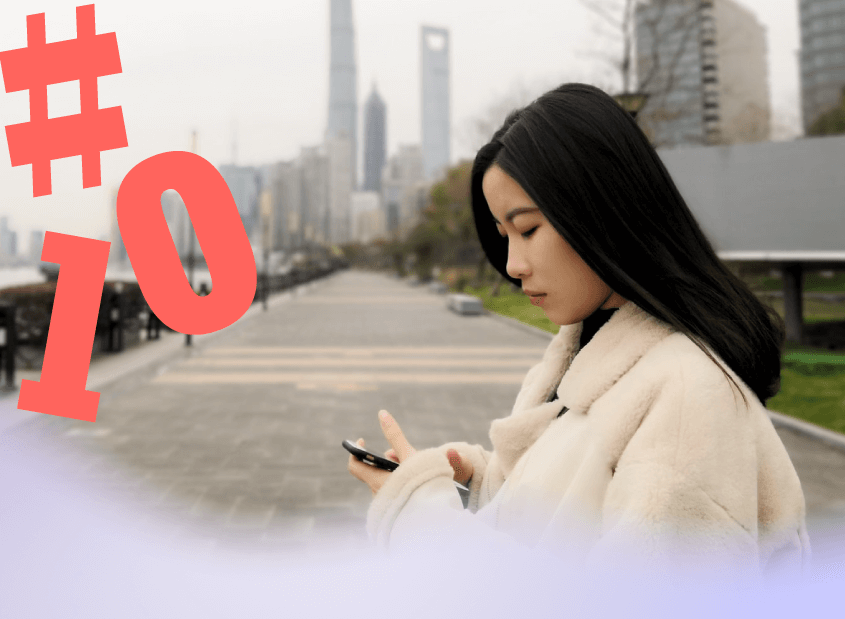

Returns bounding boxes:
[327,0,358,188]
[421,25,450,182]
[363,83,386,192]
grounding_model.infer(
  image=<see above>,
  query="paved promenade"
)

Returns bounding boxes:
[2,269,845,567]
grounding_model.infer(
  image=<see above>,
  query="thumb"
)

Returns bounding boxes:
[446,449,473,485]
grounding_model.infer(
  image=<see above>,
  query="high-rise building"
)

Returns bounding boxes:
[421,25,451,181]
[107,191,128,265]
[327,132,354,245]
[634,0,770,147]
[219,164,263,244]
[351,191,384,244]
[327,0,358,188]
[300,145,331,245]
[29,230,44,262]
[0,222,17,261]
[0,217,10,260]
[161,189,191,259]
[799,0,845,132]
[269,160,302,251]
[363,84,387,192]
[381,144,425,238]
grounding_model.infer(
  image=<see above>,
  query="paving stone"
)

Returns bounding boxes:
[4,270,845,555]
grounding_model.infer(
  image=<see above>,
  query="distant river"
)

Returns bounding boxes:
[0,265,214,291]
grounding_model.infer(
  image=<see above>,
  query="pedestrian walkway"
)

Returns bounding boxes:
[0,270,552,558]
[2,269,845,565]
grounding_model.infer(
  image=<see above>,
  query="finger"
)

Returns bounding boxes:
[348,438,369,479]
[378,410,416,461]
[348,446,380,494]
[384,448,399,463]
[446,449,474,485]
[349,456,389,495]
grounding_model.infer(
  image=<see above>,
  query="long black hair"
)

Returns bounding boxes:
[470,83,785,408]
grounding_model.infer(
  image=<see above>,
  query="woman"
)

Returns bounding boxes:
[348,83,810,583]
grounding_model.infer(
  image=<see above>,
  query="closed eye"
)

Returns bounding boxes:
[498,226,538,240]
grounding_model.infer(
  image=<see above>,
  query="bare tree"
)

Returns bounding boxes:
[576,0,640,93]
[459,73,618,156]
[581,0,775,148]
[578,0,709,148]
[458,79,542,155]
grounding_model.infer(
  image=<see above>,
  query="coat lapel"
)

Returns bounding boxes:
[489,301,676,477]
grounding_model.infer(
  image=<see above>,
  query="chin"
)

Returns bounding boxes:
[547,306,598,327]
[547,311,577,327]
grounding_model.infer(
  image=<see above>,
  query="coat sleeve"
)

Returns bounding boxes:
[365,441,496,547]
[365,446,545,563]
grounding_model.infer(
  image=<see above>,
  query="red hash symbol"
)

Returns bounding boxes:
[0,4,128,197]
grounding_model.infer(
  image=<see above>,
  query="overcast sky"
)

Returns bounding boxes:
[0,0,802,253]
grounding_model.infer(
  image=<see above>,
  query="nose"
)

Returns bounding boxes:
[505,243,529,280]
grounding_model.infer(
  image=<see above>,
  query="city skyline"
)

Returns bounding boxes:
[0,0,804,251]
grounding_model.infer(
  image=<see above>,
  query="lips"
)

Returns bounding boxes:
[524,290,546,307]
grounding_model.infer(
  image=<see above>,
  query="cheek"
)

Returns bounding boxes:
[545,237,586,277]
[547,239,606,291]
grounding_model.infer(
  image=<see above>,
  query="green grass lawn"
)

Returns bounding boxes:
[770,342,845,434]
[753,271,845,293]
[458,283,845,435]
[762,296,845,323]
[462,284,560,335]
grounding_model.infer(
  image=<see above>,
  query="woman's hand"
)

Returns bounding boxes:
[347,409,475,494]
[348,410,417,495]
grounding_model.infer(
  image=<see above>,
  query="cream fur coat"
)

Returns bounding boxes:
[366,301,811,581]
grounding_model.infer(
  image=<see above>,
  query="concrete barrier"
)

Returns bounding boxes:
[448,293,484,315]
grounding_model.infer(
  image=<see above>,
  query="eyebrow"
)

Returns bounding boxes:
[491,206,539,225]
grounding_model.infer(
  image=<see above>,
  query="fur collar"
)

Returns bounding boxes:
[489,301,676,476]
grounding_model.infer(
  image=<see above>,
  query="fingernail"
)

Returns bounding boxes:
[447,450,462,476]
[378,410,391,423]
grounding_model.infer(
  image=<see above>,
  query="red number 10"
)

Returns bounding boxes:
[17,152,257,422]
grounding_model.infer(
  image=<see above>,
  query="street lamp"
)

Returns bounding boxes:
[614,92,650,119]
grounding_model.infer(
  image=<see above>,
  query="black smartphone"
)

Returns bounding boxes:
[342,439,399,471]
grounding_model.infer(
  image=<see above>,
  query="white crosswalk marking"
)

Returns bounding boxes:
[151,346,546,388]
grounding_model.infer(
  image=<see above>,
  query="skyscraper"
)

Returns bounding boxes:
[29,230,44,263]
[300,145,331,245]
[421,25,450,181]
[327,133,354,245]
[381,144,424,238]
[363,84,386,192]
[219,164,263,244]
[634,0,770,147]
[327,0,358,188]
[161,189,190,259]
[269,160,302,251]
[799,0,845,132]
[107,191,128,265]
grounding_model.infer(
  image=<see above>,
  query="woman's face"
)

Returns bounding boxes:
[482,164,627,326]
